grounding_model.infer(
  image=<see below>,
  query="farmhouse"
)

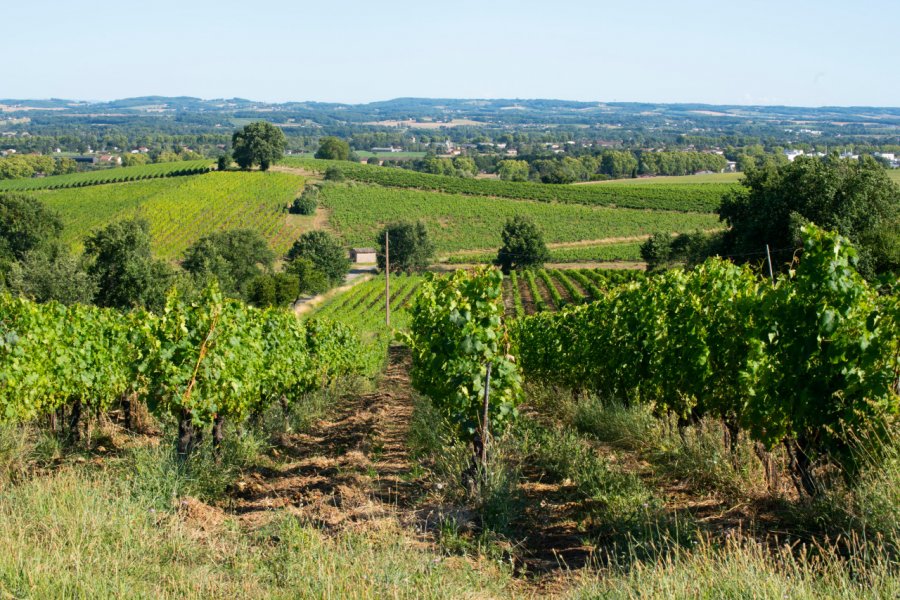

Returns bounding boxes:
[350,248,377,263]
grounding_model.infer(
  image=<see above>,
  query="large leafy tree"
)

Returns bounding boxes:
[719,155,899,277]
[231,121,286,171]
[7,244,96,305]
[0,193,64,287]
[495,216,550,272]
[182,229,274,298]
[285,230,349,286]
[0,193,62,263]
[83,219,174,311]
[376,221,434,273]
[314,136,350,161]
[497,160,530,182]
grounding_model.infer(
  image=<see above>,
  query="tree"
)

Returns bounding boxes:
[122,153,150,167]
[640,232,673,272]
[495,216,550,272]
[315,136,350,161]
[498,160,530,182]
[53,157,77,175]
[0,193,63,263]
[719,155,900,278]
[83,219,174,311]
[376,221,434,273]
[7,244,96,305]
[182,229,275,298]
[245,272,302,307]
[285,257,329,295]
[231,121,286,171]
[285,230,349,286]
[452,156,477,178]
[217,154,232,171]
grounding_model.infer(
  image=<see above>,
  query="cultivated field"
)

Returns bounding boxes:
[319,182,720,253]
[35,171,309,259]
[0,160,213,191]
[283,157,730,212]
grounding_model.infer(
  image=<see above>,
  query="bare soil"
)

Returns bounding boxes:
[230,346,424,533]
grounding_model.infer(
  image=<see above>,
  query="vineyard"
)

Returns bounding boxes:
[443,241,644,265]
[510,226,900,495]
[33,171,309,258]
[282,157,734,212]
[0,284,362,453]
[318,182,720,254]
[500,267,645,316]
[310,274,425,374]
[0,160,213,191]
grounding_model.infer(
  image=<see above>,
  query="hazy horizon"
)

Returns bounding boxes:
[3,0,898,107]
[4,95,900,110]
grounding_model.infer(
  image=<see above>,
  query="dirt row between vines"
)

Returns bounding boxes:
[230,346,423,534]
[216,346,600,590]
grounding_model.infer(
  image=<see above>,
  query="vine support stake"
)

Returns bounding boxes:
[481,362,492,465]
[765,244,774,285]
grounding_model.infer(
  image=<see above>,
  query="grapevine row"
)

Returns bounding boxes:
[511,226,900,493]
[286,157,730,212]
[0,160,214,192]
[0,283,361,452]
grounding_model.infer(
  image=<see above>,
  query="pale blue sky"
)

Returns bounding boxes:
[3,0,898,106]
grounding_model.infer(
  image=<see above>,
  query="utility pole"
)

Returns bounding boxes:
[765,244,775,286]
[385,230,390,326]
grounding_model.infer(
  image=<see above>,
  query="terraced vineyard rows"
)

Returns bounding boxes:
[312,274,425,374]
[284,157,733,212]
[319,183,720,254]
[442,241,644,264]
[0,160,213,191]
[501,268,646,316]
[34,171,309,259]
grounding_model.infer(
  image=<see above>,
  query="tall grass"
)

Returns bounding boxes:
[0,469,515,599]
[569,535,900,599]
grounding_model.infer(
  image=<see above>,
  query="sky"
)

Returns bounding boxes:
[2,0,898,107]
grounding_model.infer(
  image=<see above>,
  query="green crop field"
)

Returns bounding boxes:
[590,172,744,185]
[283,157,731,212]
[319,182,720,253]
[0,160,213,191]
[35,171,309,259]
[889,169,900,184]
[443,241,644,264]
[312,274,424,374]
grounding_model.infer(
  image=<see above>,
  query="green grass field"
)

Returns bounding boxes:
[319,182,720,253]
[36,171,309,259]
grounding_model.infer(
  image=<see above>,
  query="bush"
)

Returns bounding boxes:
[290,187,319,215]
[324,165,345,181]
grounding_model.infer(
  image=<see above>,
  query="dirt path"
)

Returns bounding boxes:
[232,346,422,532]
[271,164,321,179]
